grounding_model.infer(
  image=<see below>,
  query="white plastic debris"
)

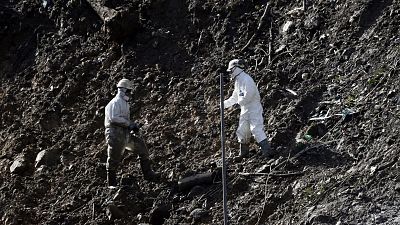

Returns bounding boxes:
[285,88,298,96]
[282,21,294,34]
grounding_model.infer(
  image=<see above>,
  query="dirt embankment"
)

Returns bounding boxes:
[1,0,399,224]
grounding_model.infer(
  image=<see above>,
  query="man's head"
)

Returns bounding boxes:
[226,59,245,80]
[117,78,133,100]
[117,78,133,90]
[226,59,244,72]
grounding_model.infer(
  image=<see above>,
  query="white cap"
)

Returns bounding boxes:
[226,59,245,72]
[117,78,133,89]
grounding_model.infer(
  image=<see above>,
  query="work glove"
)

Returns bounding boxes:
[128,122,140,133]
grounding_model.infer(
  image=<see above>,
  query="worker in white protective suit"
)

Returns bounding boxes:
[224,59,272,159]
[104,78,159,188]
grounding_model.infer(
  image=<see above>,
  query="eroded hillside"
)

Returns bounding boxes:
[1,0,399,224]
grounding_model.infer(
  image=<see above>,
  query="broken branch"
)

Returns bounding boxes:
[268,23,272,65]
[239,171,304,177]
[241,3,270,52]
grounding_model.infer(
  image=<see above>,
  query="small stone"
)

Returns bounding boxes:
[256,164,271,173]
[35,149,60,168]
[190,208,208,220]
[60,152,74,166]
[113,189,128,202]
[149,204,171,225]
[120,174,139,187]
[282,21,294,34]
[10,154,30,175]
[395,183,400,192]
[107,203,126,220]
[188,185,205,198]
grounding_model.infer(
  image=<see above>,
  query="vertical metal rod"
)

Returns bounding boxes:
[220,73,229,225]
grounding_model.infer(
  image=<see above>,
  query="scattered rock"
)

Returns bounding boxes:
[149,204,171,225]
[60,152,75,166]
[107,203,126,220]
[35,149,60,168]
[187,185,205,198]
[304,13,320,30]
[256,164,271,173]
[282,21,294,34]
[1,0,400,224]
[113,189,128,202]
[395,183,400,192]
[10,154,31,175]
[120,173,139,187]
[190,208,208,220]
[178,171,215,191]
[86,0,140,41]
[306,123,328,138]
[304,203,338,225]
[231,176,249,193]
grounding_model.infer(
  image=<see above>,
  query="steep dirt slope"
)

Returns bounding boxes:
[0,0,399,224]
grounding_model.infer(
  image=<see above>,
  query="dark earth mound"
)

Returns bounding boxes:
[1,0,399,224]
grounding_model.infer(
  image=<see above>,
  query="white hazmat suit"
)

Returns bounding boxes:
[224,68,267,144]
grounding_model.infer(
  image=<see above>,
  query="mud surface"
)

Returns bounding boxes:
[1,0,400,224]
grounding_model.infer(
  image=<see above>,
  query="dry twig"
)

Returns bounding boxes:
[241,3,270,52]
[268,23,272,64]
[256,165,272,225]
[239,171,304,177]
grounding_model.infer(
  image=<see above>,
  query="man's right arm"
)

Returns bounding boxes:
[224,85,238,109]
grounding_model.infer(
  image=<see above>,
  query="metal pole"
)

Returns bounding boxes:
[220,73,229,225]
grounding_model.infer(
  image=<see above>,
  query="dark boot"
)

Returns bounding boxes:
[107,170,118,188]
[234,143,249,162]
[140,158,160,182]
[259,139,272,158]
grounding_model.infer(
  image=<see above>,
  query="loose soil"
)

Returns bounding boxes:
[1,0,399,224]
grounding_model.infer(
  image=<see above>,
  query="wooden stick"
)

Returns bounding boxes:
[257,4,270,30]
[241,34,256,52]
[197,30,204,47]
[256,46,269,57]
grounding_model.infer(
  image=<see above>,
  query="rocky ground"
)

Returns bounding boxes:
[1,0,399,224]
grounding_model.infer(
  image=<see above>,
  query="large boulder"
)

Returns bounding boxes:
[86,0,140,41]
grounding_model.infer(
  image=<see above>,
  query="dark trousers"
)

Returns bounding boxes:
[105,127,150,172]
